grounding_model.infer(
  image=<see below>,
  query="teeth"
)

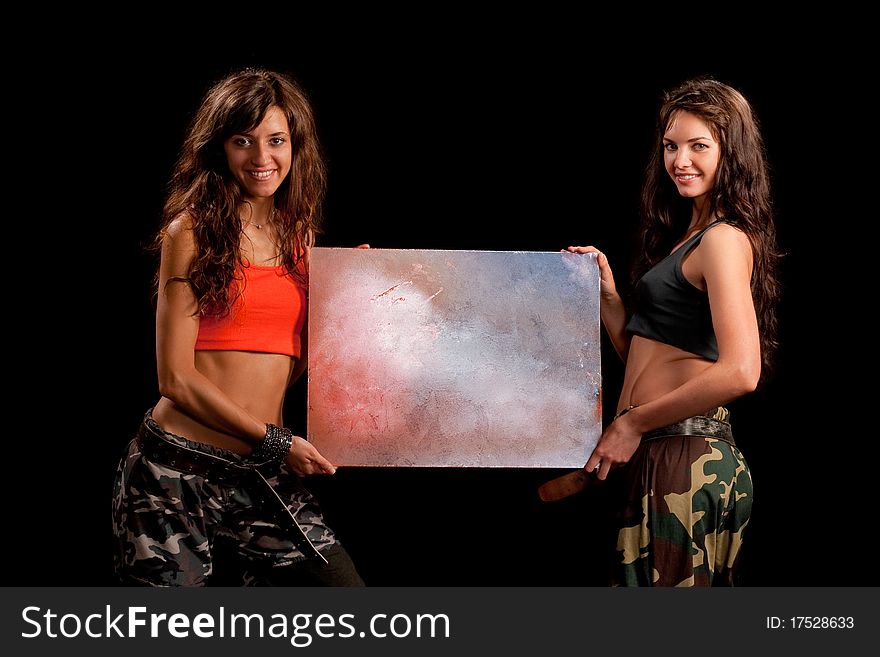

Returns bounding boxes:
[249,170,273,179]
[677,174,698,180]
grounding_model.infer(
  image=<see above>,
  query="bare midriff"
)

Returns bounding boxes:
[618,335,713,413]
[152,350,296,454]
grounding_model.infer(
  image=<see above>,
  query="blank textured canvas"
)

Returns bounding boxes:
[307,248,601,467]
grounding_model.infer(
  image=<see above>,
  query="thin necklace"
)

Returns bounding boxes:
[245,207,274,230]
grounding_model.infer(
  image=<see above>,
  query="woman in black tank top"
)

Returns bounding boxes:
[565,78,780,586]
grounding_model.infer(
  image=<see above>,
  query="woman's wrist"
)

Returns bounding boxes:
[618,406,649,434]
[251,424,294,463]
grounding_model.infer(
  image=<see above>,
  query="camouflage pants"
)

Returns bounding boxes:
[614,432,753,587]
[112,413,361,587]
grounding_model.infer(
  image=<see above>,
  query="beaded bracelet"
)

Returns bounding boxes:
[251,424,294,463]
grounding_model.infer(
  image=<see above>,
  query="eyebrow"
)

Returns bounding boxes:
[232,130,290,137]
[663,136,713,143]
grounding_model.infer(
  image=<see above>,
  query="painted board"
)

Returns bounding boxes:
[307,248,600,467]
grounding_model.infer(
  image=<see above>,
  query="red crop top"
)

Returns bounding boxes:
[195,264,307,358]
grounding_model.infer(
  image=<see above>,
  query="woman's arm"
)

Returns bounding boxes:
[155,215,268,443]
[566,246,630,360]
[289,308,308,386]
[586,225,760,479]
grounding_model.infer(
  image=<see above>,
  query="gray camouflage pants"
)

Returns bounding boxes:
[112,413,362,587]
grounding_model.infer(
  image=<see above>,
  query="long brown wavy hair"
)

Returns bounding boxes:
[634,77,780,372]
[154,68,326,316]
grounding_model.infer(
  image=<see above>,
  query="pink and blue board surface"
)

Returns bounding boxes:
[307,248,600,467]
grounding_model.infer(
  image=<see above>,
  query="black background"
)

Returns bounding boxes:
[10,31,868,587]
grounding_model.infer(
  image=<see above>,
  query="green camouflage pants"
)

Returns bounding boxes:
[112,414,358,587]
[614,434,753,587]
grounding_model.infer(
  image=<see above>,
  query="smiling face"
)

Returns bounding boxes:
[223,105,292,201]
[663,111,720,204]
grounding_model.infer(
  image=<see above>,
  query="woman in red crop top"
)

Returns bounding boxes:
[112,68,363,586]
[566,78,780,586]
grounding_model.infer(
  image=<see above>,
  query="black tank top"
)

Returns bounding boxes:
[625,221,728,361]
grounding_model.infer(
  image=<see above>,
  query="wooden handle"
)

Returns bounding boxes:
[538,469,597,502]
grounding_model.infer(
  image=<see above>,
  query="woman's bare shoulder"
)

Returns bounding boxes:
[698,222,754,276]
[702,222,751,253]
[164,211,196,242]
[159,212,198,273]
